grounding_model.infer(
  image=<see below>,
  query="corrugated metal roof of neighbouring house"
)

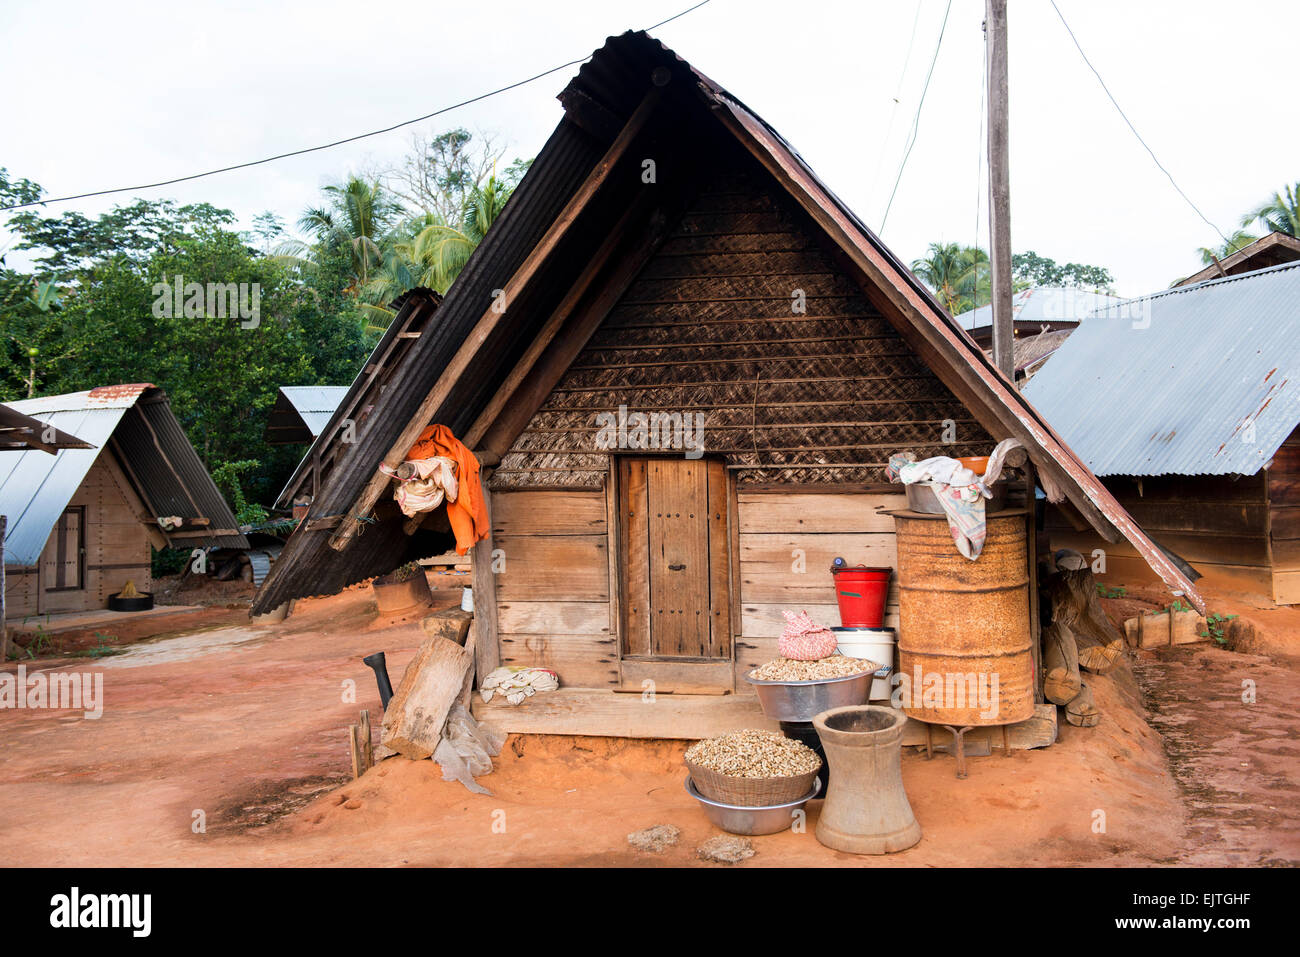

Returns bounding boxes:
[1022,261,1300,477]
[0,402,96,452]
[0,385,247,565]
[265,386,349,445]
[959,286,1124,331]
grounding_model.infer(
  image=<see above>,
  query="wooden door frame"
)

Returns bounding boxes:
[43,506,86,593]
[611,453,737,692]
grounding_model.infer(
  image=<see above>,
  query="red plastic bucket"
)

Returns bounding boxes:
[832,565,891,628]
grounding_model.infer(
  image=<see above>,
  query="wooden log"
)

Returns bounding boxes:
[1046,567,1124,674]
[1064,683,1100,728]
[380,634,474,759]
[1042,621,1081,705]
[420,607,473,645]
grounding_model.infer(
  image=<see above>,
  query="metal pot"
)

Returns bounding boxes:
[904,479,1008,514]
[744,670,872,722]
[685,776,821,835]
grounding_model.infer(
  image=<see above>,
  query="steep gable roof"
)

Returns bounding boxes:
[1,384,247,565]
[253,31,1204,614]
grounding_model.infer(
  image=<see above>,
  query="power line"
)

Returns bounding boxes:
[868,0,925,201]
[880,0,954,233]
[1048,0,1230,247]
[0,0,713,213]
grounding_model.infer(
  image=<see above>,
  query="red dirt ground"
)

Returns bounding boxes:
[0,582,1296,867]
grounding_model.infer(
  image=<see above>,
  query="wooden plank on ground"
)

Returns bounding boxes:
[471,688,778,739]
[381,627,474,760]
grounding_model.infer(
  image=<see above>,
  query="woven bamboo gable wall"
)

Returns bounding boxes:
[491,157,991,490]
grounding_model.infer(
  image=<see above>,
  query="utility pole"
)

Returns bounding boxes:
[987,0,1014,382]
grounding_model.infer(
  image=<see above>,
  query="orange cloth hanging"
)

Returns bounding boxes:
[405,424,490,555]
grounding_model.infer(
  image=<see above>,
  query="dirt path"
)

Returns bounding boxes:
[1132,644,1300,866]
[1,584,1295,867]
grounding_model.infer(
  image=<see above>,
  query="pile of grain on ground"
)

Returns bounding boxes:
[698,835,755,864]
[627,824,680,853]
[685,729,820,777]
[749,655,874,682]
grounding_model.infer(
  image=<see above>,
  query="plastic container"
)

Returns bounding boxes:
[831,626,896,700]
[831,565,891,627]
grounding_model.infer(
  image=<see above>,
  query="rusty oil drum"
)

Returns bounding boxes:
[893,512,1034,726]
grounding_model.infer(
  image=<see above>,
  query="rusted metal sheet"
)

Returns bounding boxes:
[1024,262,1300,479]
[894,512,1035,727]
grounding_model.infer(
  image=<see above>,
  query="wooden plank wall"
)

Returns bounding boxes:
[491,489,620,687]
[1268,426,1300,604]
[734,491,904,691]
[1045,473,1273,595]
[4,454,152,620]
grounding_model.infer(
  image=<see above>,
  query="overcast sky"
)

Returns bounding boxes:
[2,0,1295,295]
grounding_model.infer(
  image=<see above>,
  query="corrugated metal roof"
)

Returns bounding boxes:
[0,402,95,452]
[1,385,248,565]
[272,386,348,440]
[959,286,1123,331]
[1022,261,1300,476]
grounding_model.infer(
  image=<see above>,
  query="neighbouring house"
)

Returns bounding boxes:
[274,290,442,513]
[0,384,248,618]
[252,31,1202,738]
[264,386,349,446]
[1023,261,1300,604]
[1175,231,1300,287]
[959,286,1124,383]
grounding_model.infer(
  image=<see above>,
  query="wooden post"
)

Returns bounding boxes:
[986,0,1014,382]
[470,473,501,685]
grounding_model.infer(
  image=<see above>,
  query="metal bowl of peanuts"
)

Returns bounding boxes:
[744,655,877,722]
[685,775,822,835]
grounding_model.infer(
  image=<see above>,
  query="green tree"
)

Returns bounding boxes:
[911,242,988,315]
[1010,251,1114,291]
[2,189,371,508]
[279,176,404,294]
[1198,229,1258,265]
[1240,182,1299,238]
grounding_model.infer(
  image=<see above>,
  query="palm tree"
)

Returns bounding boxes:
[277,176,404,294]
[1241,182,1300,238]
[911,242,988,315]
[1198,229,1258,266]
[360,173,516,326]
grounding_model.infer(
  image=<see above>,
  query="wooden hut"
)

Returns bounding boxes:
[1,384,247,618]
[253,32,1201,737]
[1024,262,1300,604]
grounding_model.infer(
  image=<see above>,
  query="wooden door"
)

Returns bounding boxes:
[619,457,730,658]
[42,507,84,591]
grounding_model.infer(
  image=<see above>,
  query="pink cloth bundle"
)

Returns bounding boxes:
[778,610,839,661]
